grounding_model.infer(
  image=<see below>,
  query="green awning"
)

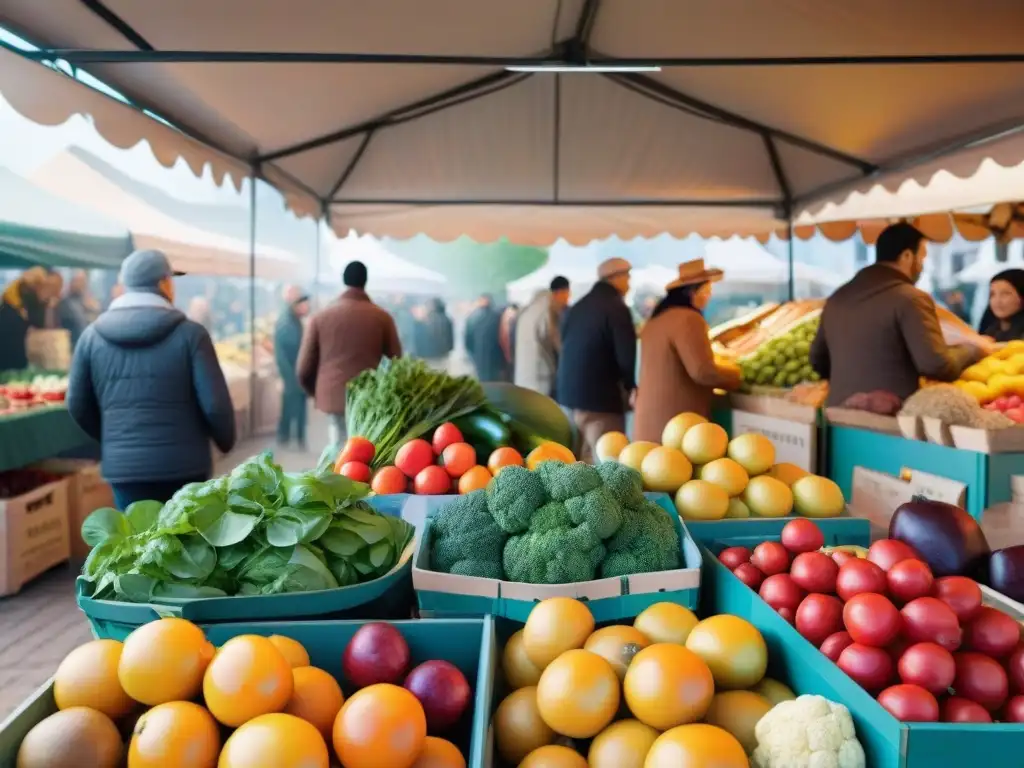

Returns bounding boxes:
[0,167,133,269]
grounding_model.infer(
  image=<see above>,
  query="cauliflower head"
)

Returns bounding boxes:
[752,694,866,768]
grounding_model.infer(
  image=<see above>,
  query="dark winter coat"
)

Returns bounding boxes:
[464,305,508,382]
[556,281,637,414]
[66,291,236,484]
[415,307,454,360]
[274,306,304,395]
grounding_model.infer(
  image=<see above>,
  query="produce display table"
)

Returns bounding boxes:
[825,423,1024,521]
[0,408,93,473]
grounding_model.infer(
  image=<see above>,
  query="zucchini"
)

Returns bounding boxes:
[453,409,512,457]
[481,382,573,448]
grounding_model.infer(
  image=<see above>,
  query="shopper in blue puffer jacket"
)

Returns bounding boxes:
[66,249,236,509]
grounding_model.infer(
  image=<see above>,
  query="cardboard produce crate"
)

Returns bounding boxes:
[34,460,113,563]
[0,476,70,596]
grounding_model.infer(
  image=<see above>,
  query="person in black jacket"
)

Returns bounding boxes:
[556,258,637,462]
[66,249,236,509]
[415,298,455,370]
[274,285,310,449]
[464,294,507,382]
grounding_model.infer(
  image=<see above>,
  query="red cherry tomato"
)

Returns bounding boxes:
[413,465,452,495]
[338,436,375,465]
[819,631,854,662]
[843,593,902,648]
[790,552,839,594]
[732,562,764,590]
[431,422,464,456]
[777,606,795,624]
[836,559,887,602]
[339,461,372,483]
[795,594,845,646]
[1005,695,1024,723]
[897,642,955,696]
[831,550,858,567]
[838,643,894,692]
[962,607,1020,658]
[759,573,806,615]
[867,539,921,572]
[780,519,824,554]
[942,696,992,723]
[750,541,790,576]
[900,597,962,652]
[932,576,983,623]
[1008,645,1024,693]
[886,559,934,604]
[953,652,1009,712]
[877,684,939,722]
[718,546,751,570]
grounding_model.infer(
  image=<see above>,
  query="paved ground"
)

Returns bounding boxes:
[0,411,330,721]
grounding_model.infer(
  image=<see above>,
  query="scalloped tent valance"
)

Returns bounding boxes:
[3,0,1024,246]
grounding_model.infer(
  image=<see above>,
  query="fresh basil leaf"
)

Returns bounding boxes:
[319,526,365,557]
[124,501,162,533]
[368,539,392,569]
[198,510,261,548]
[288,544,340,591]
[114,573,158,602]
[266,507,331,547]
[81,507,132,547]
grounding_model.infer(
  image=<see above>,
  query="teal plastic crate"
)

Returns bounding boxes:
[702,543,1024,768]
[410,493,702,622]
[684,515,871,548]
[76,495,416,640]
[0,618,495,768]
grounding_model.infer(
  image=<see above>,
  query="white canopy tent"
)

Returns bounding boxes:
[328,233,447,295]
[30,149,303,279]
[1,1,1024,246]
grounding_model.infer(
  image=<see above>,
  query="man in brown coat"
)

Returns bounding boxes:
[810,223,989,407]
[297,261,402,446]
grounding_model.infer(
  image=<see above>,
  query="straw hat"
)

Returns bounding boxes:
[665,259,724,290]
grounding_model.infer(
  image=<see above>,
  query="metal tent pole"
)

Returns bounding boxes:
[248,173,257,437]
[787,223,795,301]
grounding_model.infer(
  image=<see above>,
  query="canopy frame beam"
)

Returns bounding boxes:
[80,0,153,51]
[327,197,777,207]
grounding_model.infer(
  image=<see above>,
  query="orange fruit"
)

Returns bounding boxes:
[644,723,748,768]
[333,683,426,768]
[623,643,715,730]
[523,597,594,669]
[54,639,135,719]
[502,630,542,689]
[583,625,650,681]
[118,618,214,706]
[633,602,699,646]
[685,615,768,690]
[525,442,576,471]
[268,635,310,668]
[702,690,773,754]
[536,649,619,739]
[588,719,659,768]
[410,736,466,768]
[127,701,219,768]
[494,687,555,765]
[203,635,293,727]
[283,666,344,739]
[457,465,493,494]
[519,744,588,767]
[487,447,524,476]
[218,713,329,768]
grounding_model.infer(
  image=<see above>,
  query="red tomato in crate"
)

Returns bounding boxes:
[942,696,992,723]
[831,550,858,567]
[371,466,408,495]
[750,542,790,576]
[1005,695,1024,723]
[780,519,824,554]
[1008,645,1024,693]
[440,443,476,479]
[897,643,955,696]
[777,606,795,625]
[789,552,839,594]
[868,539,921,572]
[718,547,750,570]
[886,559,934,604]
[431,423,464,456]
[759,574,805,615]
[932,576,983,623]
[953,652,1009,711]
[877,684,939,722]
[732,563,764,590]
[820,631,854,662]
[836,559,887,602]
[838,643,894,692]
[395,439,434,478]
[338,461,371,483]
[795,594,844,646]
[900,598,962,652]
[338,436,375,465]
[962,607,1020,658]
[414,466,452,495]
[843,593,902,648]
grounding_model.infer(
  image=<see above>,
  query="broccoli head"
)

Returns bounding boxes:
[430,490,507,575]
[596,461,646,508]
[564,486,623,540]
[599,498,681,579]
[535,461,602,501]
[486,465,547,533]
[502,501,605,584]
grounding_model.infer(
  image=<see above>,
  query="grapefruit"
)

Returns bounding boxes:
[727,433,776,475]
[617,441,659,472]
[595,431,630,463]
[640,447,693,493]
[699,458,749,497]
[588,719,658,768]
[685,615,768,690]
[203,634,294,727]
[725,498,751,518]
[633,602,699,645]
[681,422,729,465]
[333,684,426,768]
[118,617,214,706]
[268,635,310,668]
[623,644,715,729]
[536,650,620,738]
[16,708,122,768]
[502,630,543,689]
[523,597,595,669]
[519,745,587,768]
[221,713,329,768]
[661,413,708,450]
[494,687,556,765]
[645,724,748,768]
[283,666,345,739]
[766,462,809,487]
[128,701,220,768]
[792,475,845,518]
[674,479,730,521]
[583,625,650,680]
[742,475,794,518]
[702,690,774,754]
[53,639,135,720]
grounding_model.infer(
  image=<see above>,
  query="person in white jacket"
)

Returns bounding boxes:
[513,276,571,397]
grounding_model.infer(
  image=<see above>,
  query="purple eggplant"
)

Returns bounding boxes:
[987,545,1024,602]
[889,495,991,577]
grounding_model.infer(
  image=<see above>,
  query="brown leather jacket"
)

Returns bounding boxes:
[296,289,401,415]
[811,264,981,406]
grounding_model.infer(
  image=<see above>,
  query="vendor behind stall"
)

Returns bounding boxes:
[978,268,1024,342]
[275,285,310,450]
[0,267,47,371]
[811,223,990,406]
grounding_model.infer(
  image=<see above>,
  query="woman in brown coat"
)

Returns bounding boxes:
[633,259,742,443]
